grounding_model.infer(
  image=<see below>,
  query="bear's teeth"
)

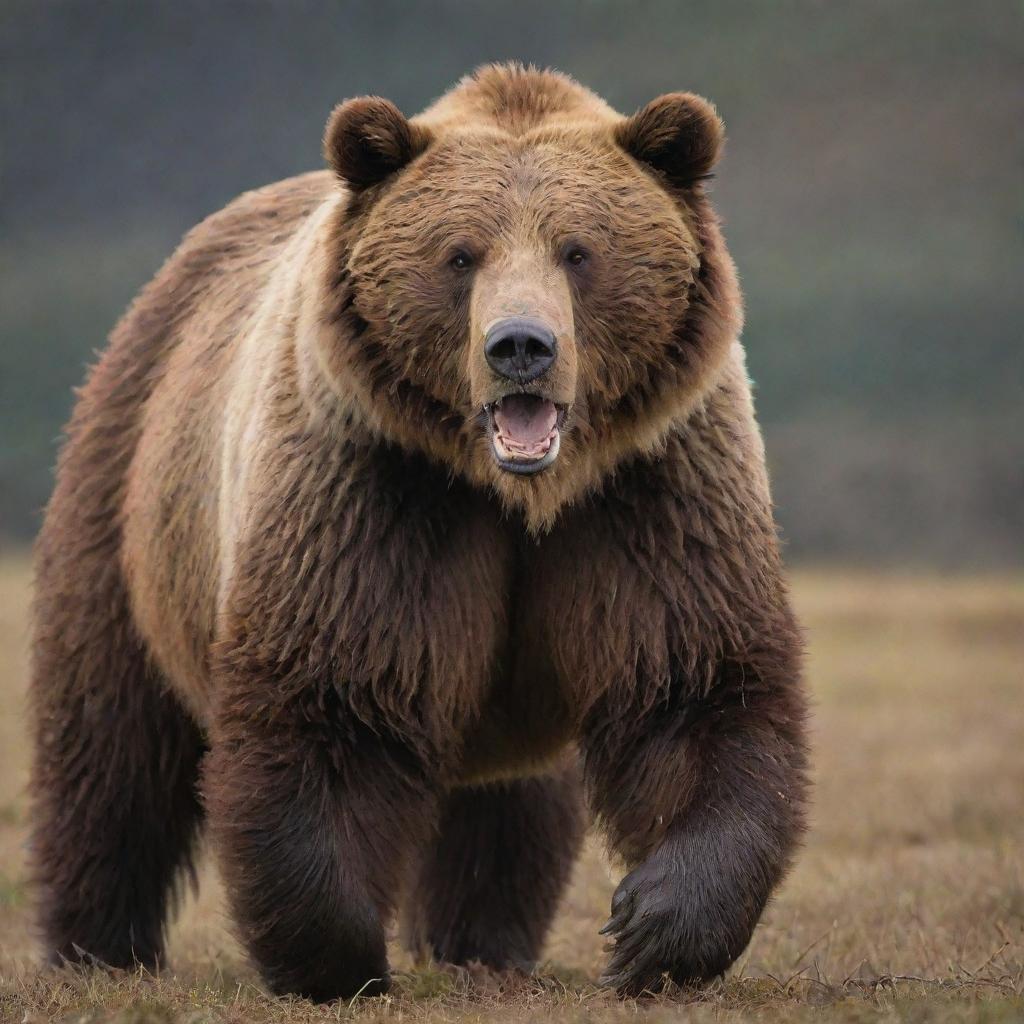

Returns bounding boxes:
[494,431,554,461]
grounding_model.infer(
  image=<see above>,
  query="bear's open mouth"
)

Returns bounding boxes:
[485,395,565,475]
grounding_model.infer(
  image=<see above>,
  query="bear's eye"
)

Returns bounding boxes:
[565,247,589,268]
[449,251,474,272]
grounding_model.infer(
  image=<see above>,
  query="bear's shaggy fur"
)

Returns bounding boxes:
[30,64,808,1000]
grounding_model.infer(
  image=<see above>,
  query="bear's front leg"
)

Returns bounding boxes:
[205,648,439,1002]
[201,424,510,1000]
[584,653,808,994]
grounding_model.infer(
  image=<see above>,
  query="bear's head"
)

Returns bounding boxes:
[315,64,742,530]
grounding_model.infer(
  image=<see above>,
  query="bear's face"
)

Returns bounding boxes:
[319,72,741,529]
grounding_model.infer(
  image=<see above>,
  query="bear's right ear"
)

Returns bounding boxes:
[323,97,431,190]
[615,92,724,188]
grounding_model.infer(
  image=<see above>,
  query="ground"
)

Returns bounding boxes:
[0,554,1021,1023]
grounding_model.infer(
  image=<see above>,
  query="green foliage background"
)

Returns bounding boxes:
[1,0,1020,563]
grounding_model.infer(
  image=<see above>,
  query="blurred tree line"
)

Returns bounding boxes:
[1,0,1021,565]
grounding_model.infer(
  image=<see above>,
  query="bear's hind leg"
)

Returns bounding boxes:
[404,766,585,971]
[30,548,205,972]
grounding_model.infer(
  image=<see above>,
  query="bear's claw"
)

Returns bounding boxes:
[598,839,738,996]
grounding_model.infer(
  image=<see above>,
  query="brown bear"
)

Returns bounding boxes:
[29,63,808,1001]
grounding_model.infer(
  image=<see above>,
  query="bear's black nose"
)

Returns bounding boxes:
[484,317,557,383]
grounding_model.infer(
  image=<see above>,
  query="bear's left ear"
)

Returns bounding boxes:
[615,92,724,188]
[324,96,431,190]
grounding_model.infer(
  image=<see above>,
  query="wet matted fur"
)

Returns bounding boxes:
[30,63,808,1001]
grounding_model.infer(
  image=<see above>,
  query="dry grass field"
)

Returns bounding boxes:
[0,554,1021,1023]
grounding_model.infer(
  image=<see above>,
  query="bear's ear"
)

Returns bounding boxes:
[323,97,431,190]
[615,93,724,188]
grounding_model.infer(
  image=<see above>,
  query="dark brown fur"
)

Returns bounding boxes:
[403,766,585,971]
[30,64,808,1001]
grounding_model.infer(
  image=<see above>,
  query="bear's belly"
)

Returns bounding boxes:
[455,660,575,785]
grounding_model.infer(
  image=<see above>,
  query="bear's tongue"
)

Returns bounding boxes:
[493,395,558,459]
